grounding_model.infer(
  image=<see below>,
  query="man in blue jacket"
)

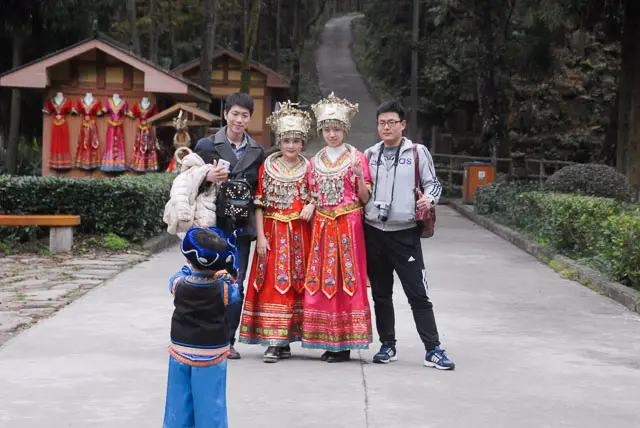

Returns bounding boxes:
[196,92,265,359]
[364,101,455,370]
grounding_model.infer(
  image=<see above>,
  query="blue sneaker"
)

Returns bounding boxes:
[372,342,397,364]
[424,346,455,370]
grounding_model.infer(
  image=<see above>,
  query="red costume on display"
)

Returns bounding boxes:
[128,101,159,172]
[43,97,73,170]
[73,97,103,170]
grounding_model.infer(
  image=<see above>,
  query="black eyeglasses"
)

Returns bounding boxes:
[377,120,403,127]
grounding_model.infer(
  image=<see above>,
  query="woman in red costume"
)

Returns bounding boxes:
[239,101,315,363]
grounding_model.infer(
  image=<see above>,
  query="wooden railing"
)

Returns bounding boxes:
[432,153,575,195]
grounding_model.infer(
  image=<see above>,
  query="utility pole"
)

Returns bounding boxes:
[410,0,420,143]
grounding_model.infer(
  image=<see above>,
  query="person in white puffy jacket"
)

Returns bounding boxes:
[163,152,219,239]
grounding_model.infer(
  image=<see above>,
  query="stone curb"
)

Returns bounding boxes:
[142,232,180,254]
[447,199,640,314]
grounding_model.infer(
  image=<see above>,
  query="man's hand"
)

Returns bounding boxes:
[416,191,435,211]
[206,161,229,182]
[300,203,315,222]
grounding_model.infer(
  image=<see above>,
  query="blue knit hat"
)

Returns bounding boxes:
[181,227,239,275]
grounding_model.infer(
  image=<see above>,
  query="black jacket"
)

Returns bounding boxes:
[195,126,265,238]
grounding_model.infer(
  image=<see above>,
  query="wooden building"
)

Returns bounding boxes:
[0,33,211,177]
[172,48,291,148]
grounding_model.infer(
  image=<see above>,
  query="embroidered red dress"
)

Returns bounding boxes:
[101,98,128,172]
[73,98,102,170]
[128,102,159,172]
[43,97,73,170]
[239,154,311,346]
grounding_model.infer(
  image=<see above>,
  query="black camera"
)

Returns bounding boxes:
[374,201,391,222]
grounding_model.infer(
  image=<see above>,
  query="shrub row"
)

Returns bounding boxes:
[475,182,640,289]
[0,173,174,242]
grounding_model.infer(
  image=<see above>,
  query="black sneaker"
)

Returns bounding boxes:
[263,346,281,363]
[280,345,292,359]
[228,345,241,360]
[372,342,397,364]
[326,350,351,363]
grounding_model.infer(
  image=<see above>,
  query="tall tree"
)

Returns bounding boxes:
[473,0,510,161]
[167,0,179,66]
[275,0,282,71]
[240,0,262,93]
[6,32,23,175]
[289,0,327,100]
[149,0,159,63]
[618,0,640,192]
[127,0,141,55]
[200,0,218,105]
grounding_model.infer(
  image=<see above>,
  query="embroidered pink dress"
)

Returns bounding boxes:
[101,98,128,172]
[302,144,373,352]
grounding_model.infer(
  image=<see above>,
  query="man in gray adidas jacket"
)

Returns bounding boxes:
[364,101,455,369]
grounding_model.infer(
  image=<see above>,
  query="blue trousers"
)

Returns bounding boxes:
[163,356,228,428]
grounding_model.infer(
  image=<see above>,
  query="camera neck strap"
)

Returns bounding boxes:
[373,138,404,205]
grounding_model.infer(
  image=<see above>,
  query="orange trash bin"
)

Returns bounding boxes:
[463,162,496,203]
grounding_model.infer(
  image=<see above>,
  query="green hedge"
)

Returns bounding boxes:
[0,173,174,242]
[475,183,640,288]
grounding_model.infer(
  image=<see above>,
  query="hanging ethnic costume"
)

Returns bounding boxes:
[163,227,240,428]
[73,97,102,170]
[239,102,312,352]
[128,101,159,172]
[42,96,73,170]
[101,97,128,172]
[302,93,373,353]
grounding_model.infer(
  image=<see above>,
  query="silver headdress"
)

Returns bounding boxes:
[311,92,359,133]
[266,101,313,142]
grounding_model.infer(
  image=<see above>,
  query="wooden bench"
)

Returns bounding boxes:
[0,215,81,254]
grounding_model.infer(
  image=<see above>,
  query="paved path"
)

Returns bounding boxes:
[305,14,379,155]
[0,207,639,427]
[0,251,148,346]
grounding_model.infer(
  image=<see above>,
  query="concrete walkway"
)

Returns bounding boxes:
[314,14,379,153]
[0,207,639,427]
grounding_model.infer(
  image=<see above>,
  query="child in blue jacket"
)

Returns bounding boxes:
[163,227,241,428]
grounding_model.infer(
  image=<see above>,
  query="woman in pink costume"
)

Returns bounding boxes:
[302,92,373,363]
[101,95,129,172]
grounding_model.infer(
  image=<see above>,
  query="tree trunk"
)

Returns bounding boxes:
[240,0,262,93]
[624,0,640,191]
[168,0,179,67]
[603,91,619,166]
[200,0,218,110]
[6,33,23,175]
[473,0,510,162]
[149,0,158,63]
[289,0,326,100]
[127,0,141,55]
[275,0,281,72]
